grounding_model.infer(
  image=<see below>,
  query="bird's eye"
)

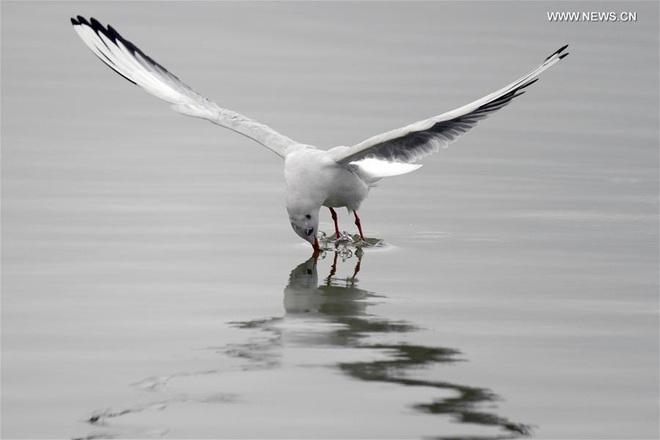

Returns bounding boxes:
[305,214,311,219]
[305,228,314,236]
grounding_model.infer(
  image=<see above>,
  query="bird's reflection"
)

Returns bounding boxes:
[234,252,532,439]
[79,251,532,440]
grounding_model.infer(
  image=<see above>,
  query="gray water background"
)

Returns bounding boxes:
[2,1,658,439]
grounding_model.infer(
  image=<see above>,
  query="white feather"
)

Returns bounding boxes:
[352,158,422,181]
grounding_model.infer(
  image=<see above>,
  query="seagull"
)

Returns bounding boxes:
[71,16,568,253]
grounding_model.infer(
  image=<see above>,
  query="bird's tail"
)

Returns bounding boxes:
[352,158,422,183]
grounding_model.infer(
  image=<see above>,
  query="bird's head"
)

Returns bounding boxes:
[288,209,320,249]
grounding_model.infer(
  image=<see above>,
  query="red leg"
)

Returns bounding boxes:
[313,237,320,255]
[325,251,339,284]
[329,207,340,238]
[351,256,362,279]
[353,211,366,242]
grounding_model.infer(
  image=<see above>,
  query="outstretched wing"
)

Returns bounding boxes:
[71,16,298,158]
[333,45,569,165]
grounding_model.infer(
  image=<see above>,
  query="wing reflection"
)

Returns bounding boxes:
[235,252,533,439]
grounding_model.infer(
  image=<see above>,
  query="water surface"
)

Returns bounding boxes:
[2,2,658,439]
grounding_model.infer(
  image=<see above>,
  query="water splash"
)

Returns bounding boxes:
[318,231,386,259]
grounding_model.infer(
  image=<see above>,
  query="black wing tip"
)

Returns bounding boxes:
[71,16,110,36]
[89,17,109,36]
[70,15,138,86]
[71,15,90,26]
[106,24,122,42]
[72,16,129,51]
[88,16,100,26]
[545,44,570,61]
[70,15,177,85]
